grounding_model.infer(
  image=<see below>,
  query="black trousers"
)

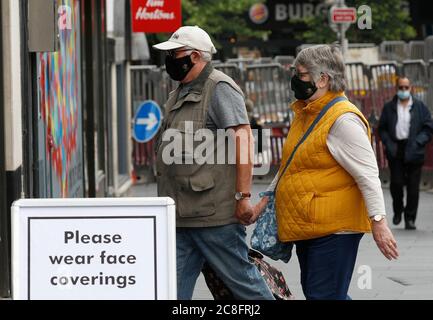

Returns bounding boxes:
[388,140,423,223]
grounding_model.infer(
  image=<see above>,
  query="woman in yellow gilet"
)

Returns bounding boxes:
[252,45,399,300]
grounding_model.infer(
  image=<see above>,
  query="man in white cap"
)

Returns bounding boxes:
[153,26,274,300]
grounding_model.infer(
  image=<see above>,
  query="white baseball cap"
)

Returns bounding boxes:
[153,26,217,54]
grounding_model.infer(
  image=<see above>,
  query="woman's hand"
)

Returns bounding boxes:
[249,196,270,224]
[372,218,399,260]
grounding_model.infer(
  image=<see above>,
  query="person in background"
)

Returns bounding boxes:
[378,77,433,230]
[246,99,264,163]
[251,45,398,300]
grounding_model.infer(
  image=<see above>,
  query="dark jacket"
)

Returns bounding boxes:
[378,96,433,164]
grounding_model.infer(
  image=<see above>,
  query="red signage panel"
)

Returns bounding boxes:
[132,0,182,33]
[331,7,357,24]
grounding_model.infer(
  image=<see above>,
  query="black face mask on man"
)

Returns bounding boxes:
[165,54,195,81]
[291,74,318,101]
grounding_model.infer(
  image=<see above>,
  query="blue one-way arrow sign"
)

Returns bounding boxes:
[133,101,163,143]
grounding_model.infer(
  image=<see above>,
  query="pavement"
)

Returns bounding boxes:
[130,181,433,300]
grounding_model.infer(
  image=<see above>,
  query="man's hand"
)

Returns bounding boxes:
[249,196,270,224]
[372,219,399,260]
[235,200,254,225]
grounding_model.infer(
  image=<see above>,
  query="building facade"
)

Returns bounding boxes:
[0,0,139,298]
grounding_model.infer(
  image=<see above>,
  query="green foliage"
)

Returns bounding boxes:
[297,0,417,44]
[147,0,268,48]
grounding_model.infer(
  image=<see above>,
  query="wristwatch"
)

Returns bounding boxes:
[371,215,386,222]
[235,192,252,201]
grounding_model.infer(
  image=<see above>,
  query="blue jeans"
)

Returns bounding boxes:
[176,224,275,300]
[295,233,363,300]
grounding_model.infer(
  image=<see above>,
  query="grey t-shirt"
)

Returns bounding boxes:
[178,82,250,130]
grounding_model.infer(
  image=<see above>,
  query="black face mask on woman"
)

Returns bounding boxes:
[290,74,318,100]
[165,54,195,81]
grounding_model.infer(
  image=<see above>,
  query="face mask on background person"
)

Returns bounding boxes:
[397,89,411,101]
[165,54,195,81]
[291,74,318,100]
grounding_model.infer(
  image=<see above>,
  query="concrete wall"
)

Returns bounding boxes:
[1,0,23,173]
[346,46,380,64]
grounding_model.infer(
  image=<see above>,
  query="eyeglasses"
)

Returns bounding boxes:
[290,67,309,78]
[167,49,194,58]
[398,86,410,90]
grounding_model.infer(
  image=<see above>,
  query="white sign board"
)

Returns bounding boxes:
[12,198,176,300]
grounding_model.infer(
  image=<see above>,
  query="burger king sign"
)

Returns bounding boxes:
[249,3,269,24]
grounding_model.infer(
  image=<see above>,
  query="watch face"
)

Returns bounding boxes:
[235,192,251,200]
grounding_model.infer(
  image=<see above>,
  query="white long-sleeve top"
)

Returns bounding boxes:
[267,112,386,219]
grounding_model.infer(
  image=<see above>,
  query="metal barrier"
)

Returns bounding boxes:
[130,66,176,180]
[213,63,245,91]
[422,142,433,189]
[296,37,433,63]
[130,66,177,108]
[424,36,433,62]
[341,61,397,171]
[428,60,433,113]
[130,65,157,103]
[402,60,428,104]
[424,61,433,186]
[408,41,425,60]
[380,41,407,62]
[274,55,294,71]
[345,62,373,117]
[345,60,393,181]
[269,136,286,166]
[344,60,431,181]
[372,129,388,171]
[368,62,399,117]
[244,63,291,126]
[128,53,433,181]
[255,57,273,64]
[424,142,433,170]
[269,128,289,166]
[226,58,255,70]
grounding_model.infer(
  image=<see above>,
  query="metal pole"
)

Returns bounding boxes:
[338,0,348,60]
[20,0,37,199]
[340,24,348,60]
[0,0,11,298]
[84,0,96,197]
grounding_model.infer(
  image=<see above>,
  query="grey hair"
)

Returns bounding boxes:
[183,46,212,62]
[201,51,212,62]
[294,45,347,92]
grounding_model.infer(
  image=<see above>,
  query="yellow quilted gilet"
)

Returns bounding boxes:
[276,91,372,242]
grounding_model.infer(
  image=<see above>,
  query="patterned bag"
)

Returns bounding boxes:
[250,191,293,263]
[202,249,294,300]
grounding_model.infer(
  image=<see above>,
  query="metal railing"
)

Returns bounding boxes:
[213,62,245,92]
[345,62,371,116]
[129,56,433,186]
[378,37,433,63]
[408,41,425,61]
[129,66,177,181]
[424,36,433,62]
[380,41,408,62]
[245,63,292,126]
[402,60,428,104]
[369,62,399,118]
